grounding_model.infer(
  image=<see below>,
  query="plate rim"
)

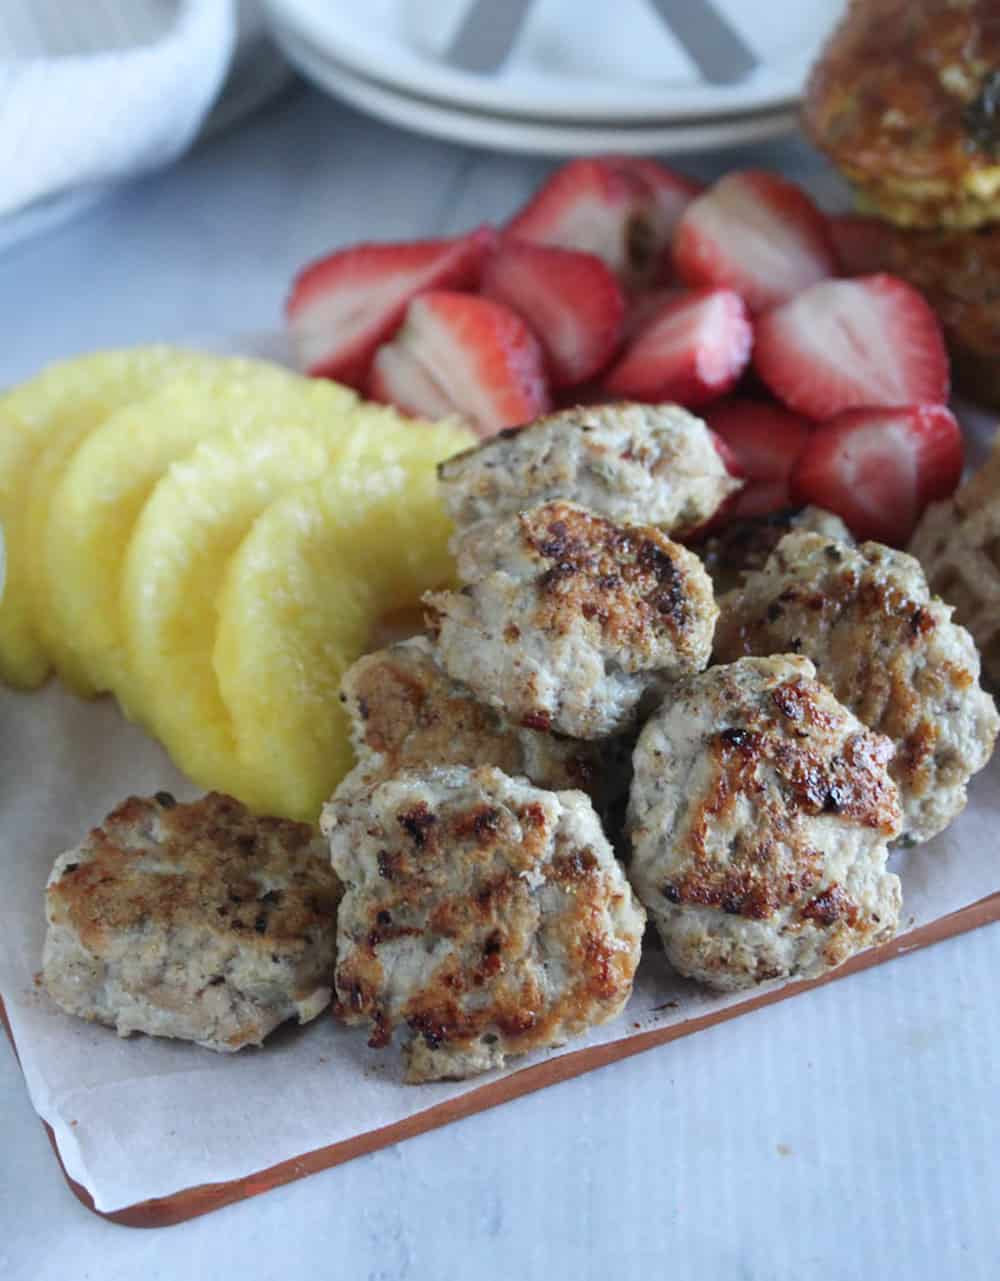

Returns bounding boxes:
[276,26,800,157]
[265,0,841,123]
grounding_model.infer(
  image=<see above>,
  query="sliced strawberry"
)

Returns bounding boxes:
[704,400,812,518]
[286,226,495,387]
[829,213,894,276]
[480,241,625,388]
[672,171,836,313]
[754,274,949,420]
[704,398,812,485]
[602,288,752,408]
[368,291,549,438]
[790,404,963,545]
[608,156,704,262]
[622,287,683,342]
[729,479,798,520]
[506,156,701,288]
[709,429,743,481]
[369,343,455,420]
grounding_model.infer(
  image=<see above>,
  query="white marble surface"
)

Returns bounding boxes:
[1,88,998,1279]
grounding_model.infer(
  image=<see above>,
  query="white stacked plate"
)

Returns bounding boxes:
[265,0,845,155]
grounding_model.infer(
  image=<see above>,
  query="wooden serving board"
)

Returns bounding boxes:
[4,891,999,1229]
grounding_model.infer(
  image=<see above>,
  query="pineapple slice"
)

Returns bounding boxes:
[0,348,218,688]
[43,367,354,695]
[214,423,468,821]
[121,404,469,802]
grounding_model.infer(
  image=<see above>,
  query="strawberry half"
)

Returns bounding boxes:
[621,287,683,342]
[754,274,950,420]
[610,156,705,263]
[481,241,625,388]
[790,404,963,545]
[704,399,812,519]
[286,226,495,387]
[506,156,701,288]
[602,288,752,408]
[828,213,894,276]
[369,291,549,438]
[672,170,836,313]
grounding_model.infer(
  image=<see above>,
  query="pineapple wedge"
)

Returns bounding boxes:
[214,423,468,821]
[121,404,469,802]
[43,367,354,695]
[0,348,217,688]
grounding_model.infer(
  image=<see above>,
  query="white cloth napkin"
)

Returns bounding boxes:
[0,0,237,219]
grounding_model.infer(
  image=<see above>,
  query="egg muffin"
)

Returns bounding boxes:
[804,0,1000,230]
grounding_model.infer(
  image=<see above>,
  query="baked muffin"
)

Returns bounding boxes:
[804,0,1000,230]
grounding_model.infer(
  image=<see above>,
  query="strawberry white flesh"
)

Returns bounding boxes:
[286,227,494,387]
[369,343,455,420]
[603,288,752,407]
[790,404,963,545]
[754,274,950,420]
[369,291,549,438]
[673,171,836,313]
[481,241,625,387]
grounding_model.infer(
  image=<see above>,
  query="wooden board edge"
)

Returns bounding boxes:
[3,891,999,1229]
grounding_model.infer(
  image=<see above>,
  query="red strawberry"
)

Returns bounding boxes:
[790,404,963,545]
[480,241,625,387]
[506,156,701,288]
[602,288,752,408]
[609,156,704,249]
[709,430,743,480]
[703,400,812,517]
[829,213,893,276]
[672,171,836,312]
[286,226,495,387]
[754,274,949,420]
[622,288,683,342]
[679,431,745,540]
[368,291,549,438]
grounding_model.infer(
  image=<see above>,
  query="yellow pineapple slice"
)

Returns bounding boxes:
[213,422,469,821]
[121,404,468,801]
[43,367,354,695]
[0,347,218,687]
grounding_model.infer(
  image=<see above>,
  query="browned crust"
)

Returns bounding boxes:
[342,642,601,796]
[804,0,1000,193]
[334,783,639,1065]
[662,676,898,925]
[518,501,711,659]
[714,543,980,809]
[47,793,341,958]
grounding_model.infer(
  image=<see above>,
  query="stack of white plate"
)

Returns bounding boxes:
[265,0,844,155]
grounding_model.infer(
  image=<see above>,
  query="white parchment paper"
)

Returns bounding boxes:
[2,356,998,1214]
[2,652,999,1212]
